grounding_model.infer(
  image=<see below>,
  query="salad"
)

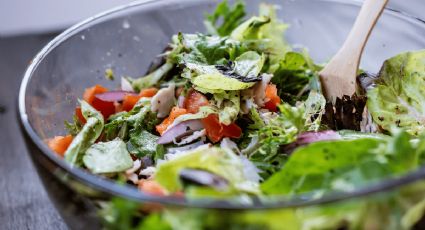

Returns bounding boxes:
[46,1,425,229]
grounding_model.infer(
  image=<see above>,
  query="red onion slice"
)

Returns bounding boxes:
[157,119,204,144]
[95,91,138,102]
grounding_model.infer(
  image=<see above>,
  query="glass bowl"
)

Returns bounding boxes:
[18,0,425,229]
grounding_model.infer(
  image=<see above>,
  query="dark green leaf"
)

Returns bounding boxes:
[204,0,246,36]
[128,130,164,158]
[272,52,321,104]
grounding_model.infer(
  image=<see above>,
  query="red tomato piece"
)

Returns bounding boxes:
[122,94,141,112]
[202,114,242,143]
[184,89,209,114]
[47,135,73,157]
[92,97,115,119]
[263,84,281,112]
[75,107,86,124]
[139,88,158,98]
[83,85,108,104]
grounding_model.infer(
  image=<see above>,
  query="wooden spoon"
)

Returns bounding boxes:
[320,0,389,101]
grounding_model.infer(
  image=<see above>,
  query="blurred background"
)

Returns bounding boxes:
[0,0,423,37]
[0,0,423,230]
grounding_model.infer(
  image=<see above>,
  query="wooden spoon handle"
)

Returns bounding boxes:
[320,0,389,101]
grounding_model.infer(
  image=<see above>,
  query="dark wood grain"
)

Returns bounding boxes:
[0,34,67,230]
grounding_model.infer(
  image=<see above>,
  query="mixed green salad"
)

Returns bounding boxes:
[47,1,425,229]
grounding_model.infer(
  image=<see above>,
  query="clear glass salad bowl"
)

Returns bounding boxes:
[18,0,425,229]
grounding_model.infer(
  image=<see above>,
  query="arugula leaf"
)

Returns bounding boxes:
[261,129,422,196]
[204,0,246,37]
[64,100,104,166]
[83,139,133,174]
[367,50,425,136]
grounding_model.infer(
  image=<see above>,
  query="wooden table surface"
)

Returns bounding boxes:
[0,34,67,230]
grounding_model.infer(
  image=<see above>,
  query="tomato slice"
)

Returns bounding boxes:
[138,180,167,196]
[202,114,242,143]
[139,88,158,98]
[92,97,115,119]
[122,94,141,112]
[75,107,86,124]
[82,85,115,119]
[202,114,224,143]
[263,84,281,112]
[156,107,188,135]
[47,135,73,157]
[83,85,108,104]
[184,89,209,114]
[222,122,242,139]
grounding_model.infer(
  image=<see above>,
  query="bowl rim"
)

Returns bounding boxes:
[18,0,425,210]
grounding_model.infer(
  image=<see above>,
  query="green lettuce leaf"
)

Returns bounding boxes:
[64,100,104,166]
[127,130,165,160]
[83,139,133,174]
[248,103,305,179]
[169,33,244,66]
[261,129,422,196]
[104,98,158,141]
[204,0,246,37]
[233,51,265,79]
[183,50,264,92]
[303,90,326,131]
[230,4,290,70]
[271,51,321,104]
[192,72,255,91]
[367,50,425,136]
[155,146,259,195]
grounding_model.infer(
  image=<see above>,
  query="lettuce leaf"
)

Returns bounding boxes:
[212,91,240,125]
[367,50,425,136]
[261,129,422,196]
[192,72,255,92]
[271,51,321,104]
[248,103,305,179]
[246,91,325,179]
[233,51,265,80]
[127,130,164,160]
[83,139,133,174]
[230,4,290,70]
[104,98,158,140]
[155,146,259,195]
[64,100,104,166]
[169,33,244,66]
[204,0,246,37]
